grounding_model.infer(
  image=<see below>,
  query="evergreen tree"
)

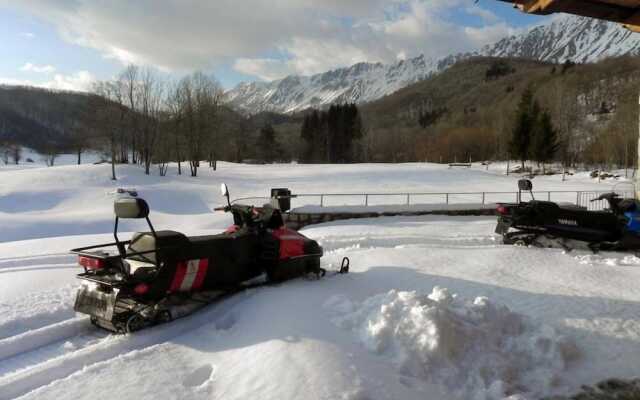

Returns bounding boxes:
[510,88,538,169]
[531,110,559,172]
[299,103,364,163]
[300,114,313,163]
[257,123,280,163]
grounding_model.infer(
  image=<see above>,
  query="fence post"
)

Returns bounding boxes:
[406,194,410,205]
[482,192,485,205]
[365,194,368,206]
[576,192,580,206]
[320,195,324,207]
[547,191,551,201]
[446,193,449,204]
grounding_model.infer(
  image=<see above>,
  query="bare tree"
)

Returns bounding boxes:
[0,138,9,165]
[42,146,59,166]
[91,81,126,180]
[137,68,164,175]
[121,65,139,164]
[173,72,223,177]
[10,144,21,164]
[166,80,185,175]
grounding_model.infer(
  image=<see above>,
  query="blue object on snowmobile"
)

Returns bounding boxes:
[624,211,640,234]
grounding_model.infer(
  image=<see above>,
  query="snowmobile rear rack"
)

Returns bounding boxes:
[518,179,534,202]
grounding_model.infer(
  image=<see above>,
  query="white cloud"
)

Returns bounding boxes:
[0,70,95,92]
[19,32,36,39]
[464,23,524,49]
[47,71,95,91]
[233,58,294,81]
[20,63,56,74]
[464,6,500,23]
[6,1,519,82]
[235,38,379,80]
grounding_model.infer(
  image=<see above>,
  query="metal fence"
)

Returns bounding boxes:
[291,190,637,211]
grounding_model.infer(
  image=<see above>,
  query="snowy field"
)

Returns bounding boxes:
[0,160,639,399]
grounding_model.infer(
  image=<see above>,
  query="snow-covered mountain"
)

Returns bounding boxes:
[226,54,467,114]
[481,15,640,63]
[227,16,640,114]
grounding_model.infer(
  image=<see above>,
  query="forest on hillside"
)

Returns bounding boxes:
[360,56,640,172]
[1,56,640,173]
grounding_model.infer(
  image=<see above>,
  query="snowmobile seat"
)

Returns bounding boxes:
[127,230,190,265]
[187,232,259,262]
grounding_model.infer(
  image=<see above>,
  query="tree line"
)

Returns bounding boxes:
[2,56,639,173]
[87,66,225,179]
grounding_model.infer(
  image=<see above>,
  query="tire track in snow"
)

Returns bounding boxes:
[0,254,73,270]
[318,234,498,252]
[0,287,77,340]
[0,318,98,368]
[0,264,76,275]
[0,288,260,400]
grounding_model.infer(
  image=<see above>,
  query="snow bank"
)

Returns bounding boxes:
[326,287,579,400]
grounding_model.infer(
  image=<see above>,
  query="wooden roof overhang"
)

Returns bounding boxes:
[496,0,640,31]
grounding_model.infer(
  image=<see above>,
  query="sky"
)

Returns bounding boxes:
[0,0,543,91]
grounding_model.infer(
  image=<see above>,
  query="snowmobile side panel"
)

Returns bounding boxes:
[272,227,306,259]
[169,258,209,293]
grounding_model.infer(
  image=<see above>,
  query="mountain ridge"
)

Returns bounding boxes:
[226,15,640,114]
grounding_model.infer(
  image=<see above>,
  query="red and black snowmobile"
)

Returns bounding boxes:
[71,184,348,333]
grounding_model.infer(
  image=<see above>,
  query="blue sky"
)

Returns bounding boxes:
[0,1,543,90]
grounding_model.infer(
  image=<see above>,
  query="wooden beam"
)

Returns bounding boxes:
[624,10,640,28]
[497,0,640,27]
[523,0,556,13]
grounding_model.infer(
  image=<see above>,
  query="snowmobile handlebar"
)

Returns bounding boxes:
[215,203,280,230]
[590,192,620,202]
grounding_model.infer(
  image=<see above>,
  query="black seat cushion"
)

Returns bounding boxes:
[127,230,190,264]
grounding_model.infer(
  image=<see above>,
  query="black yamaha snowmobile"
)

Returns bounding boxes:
[71,184,348,333]
[495,179,640,251]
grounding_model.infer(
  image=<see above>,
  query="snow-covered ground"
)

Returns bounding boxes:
[0,161,638,400]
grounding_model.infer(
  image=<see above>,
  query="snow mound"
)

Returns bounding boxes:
[326,287,578,400]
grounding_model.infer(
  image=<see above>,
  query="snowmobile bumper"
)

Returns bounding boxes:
[74,283,118,321]
[495,217,511,235]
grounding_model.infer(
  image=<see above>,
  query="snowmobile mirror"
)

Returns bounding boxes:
[114,198,150,219]
[220,183,231,207]
[518,179,533,191]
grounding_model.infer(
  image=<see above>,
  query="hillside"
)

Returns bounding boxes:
[0,86,302,163]
[0,86,92,153]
